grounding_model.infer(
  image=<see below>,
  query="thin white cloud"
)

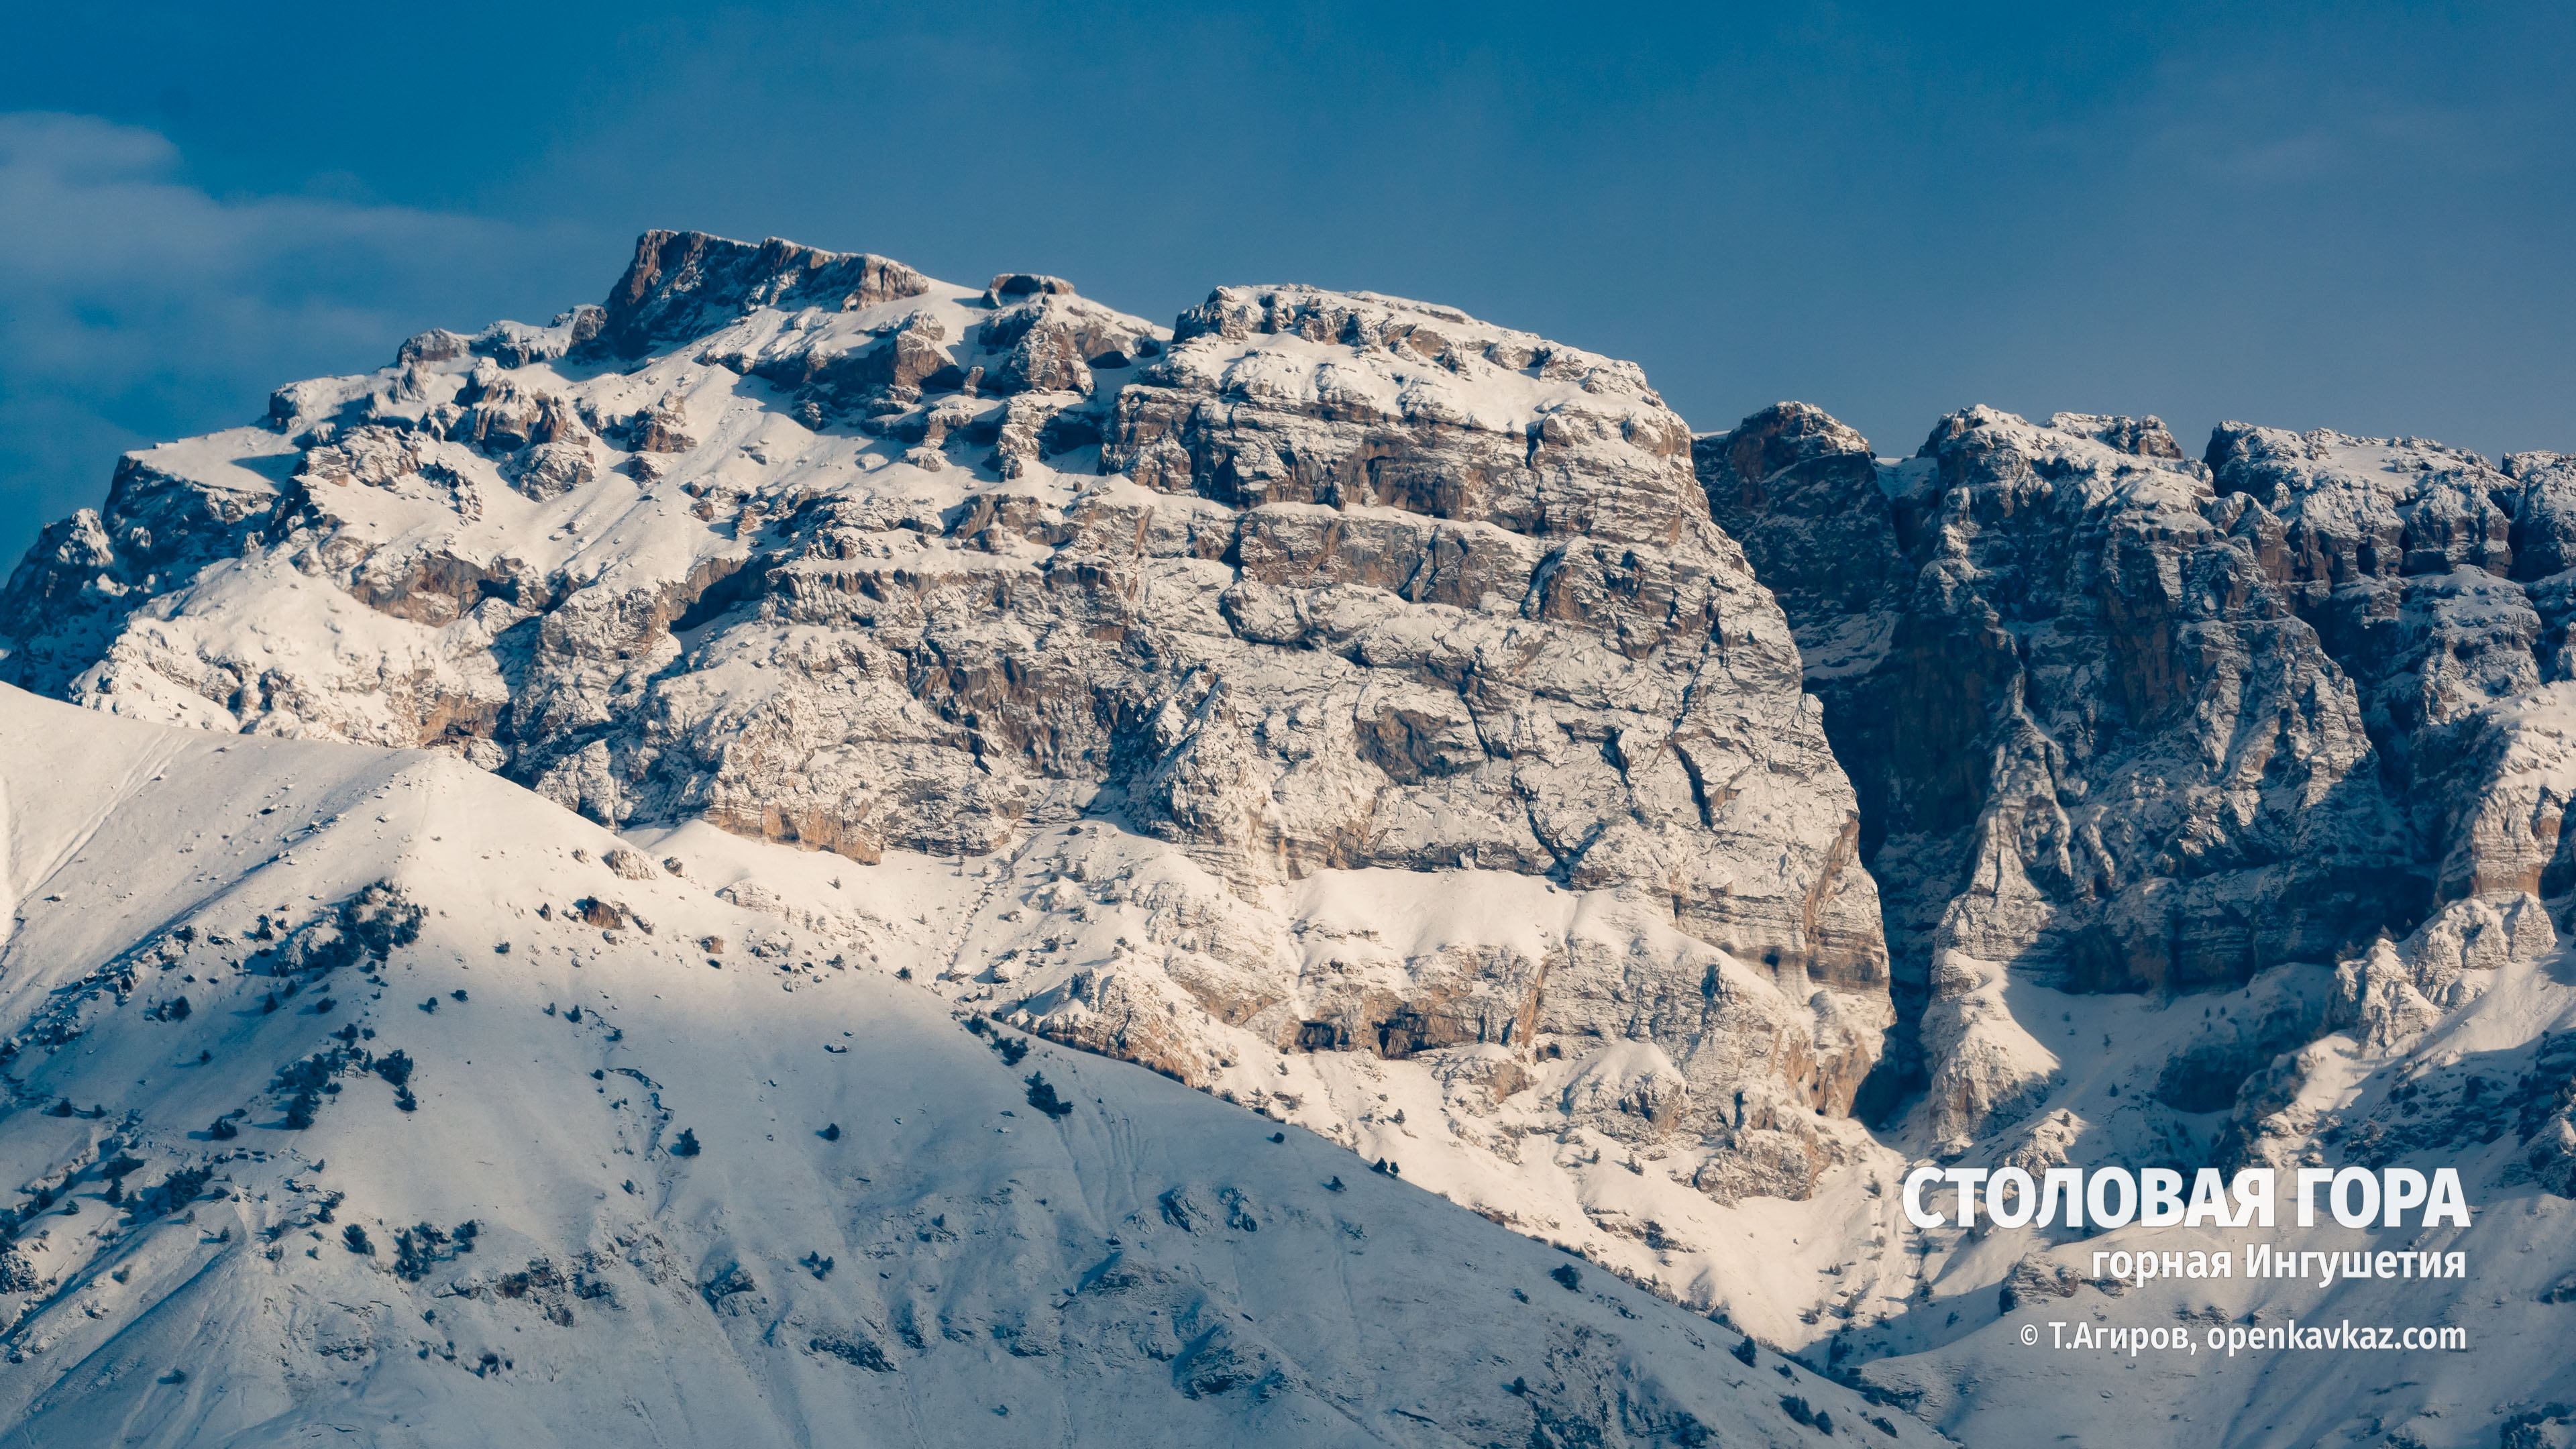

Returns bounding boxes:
[0,112,600,555]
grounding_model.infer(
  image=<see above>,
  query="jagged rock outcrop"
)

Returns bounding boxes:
[0,232,1893,1222]
[34,222,2564,1295]
[592,229,930,359]
[2201,424,2555,804]
[2330,892,2557,1050]
[15,227,2576,1445]
[1702,402,2575,1146]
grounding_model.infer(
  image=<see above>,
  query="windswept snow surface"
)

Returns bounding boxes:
[0,687,1934,1446]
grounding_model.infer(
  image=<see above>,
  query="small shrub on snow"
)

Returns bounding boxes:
[1022,1073,1073,1119]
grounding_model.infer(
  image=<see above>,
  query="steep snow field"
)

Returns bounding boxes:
[0,686,1932,1446]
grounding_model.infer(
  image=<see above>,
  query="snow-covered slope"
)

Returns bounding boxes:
[0,685,1931,1446]
[9,225,2576,1446]
[0,230,1892,1310]
[1852,912,2576,1448]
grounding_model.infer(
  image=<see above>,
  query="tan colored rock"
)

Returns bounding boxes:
[0,231,1893,1205]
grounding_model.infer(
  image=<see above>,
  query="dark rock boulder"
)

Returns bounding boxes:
[592,229,931,360]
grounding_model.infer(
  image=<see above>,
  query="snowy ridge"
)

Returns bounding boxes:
[6,225,2576,1445]
[0,686,1931,1446]
[0,229,1895,1335]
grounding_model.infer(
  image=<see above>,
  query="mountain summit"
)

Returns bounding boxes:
[1,231,2571,1446]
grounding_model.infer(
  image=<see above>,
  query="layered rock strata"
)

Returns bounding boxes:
[0,231,1894,1212]
[1702,403,2576,1146]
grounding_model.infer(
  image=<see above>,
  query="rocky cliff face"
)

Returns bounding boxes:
[1689,403,2576,1444]
[1701,402,2571,1150]
[0,232,1894,1290]
[13,229,2576,1442]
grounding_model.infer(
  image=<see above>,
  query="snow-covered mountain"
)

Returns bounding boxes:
[0,688,1931,1446]
[1702,402,2576,1444]
[0,231,1898,1330]
[1,227,2571,1446]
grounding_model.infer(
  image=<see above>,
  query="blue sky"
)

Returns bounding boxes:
[3,1,2569,561]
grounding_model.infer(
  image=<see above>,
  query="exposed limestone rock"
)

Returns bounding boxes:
[591,230,931,360]
[2420,682,2576,902]
[1690,1112,1843,1207]
[0,232,1894,1249]
[451,365,586,456]
[509,440,597,501]
[603,846,661,881]
[1426,1044,1532,1112]
[979,293,1148,396]
[2407,892,2557,998]
[713,309,956,414]
[389,309,604,375]
[966,824,1875,1202]
[2204,422,2544,802]
[17,221,2576,1426]
[1560,1040,1690,1140]
[1709,406,2414,1004]
[0,437,294,696]
[2334,935,2449,1053]
[2331,892,2555,1051]
[1701,401,2576,1144]
[1996,1254,2084,1313]
[628,405,693,455]
[395,327,474,367]
[985,272,1077,305]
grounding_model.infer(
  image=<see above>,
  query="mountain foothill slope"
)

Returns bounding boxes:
[0,686,1933,1447]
